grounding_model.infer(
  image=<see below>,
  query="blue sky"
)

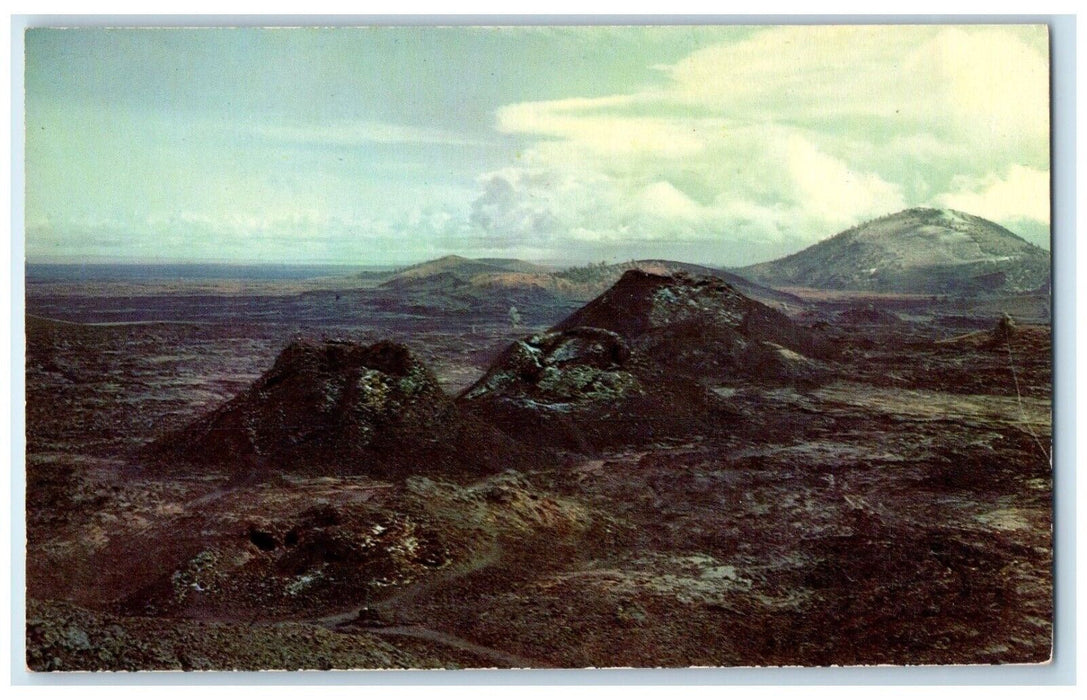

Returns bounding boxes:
[24,25,1050,266]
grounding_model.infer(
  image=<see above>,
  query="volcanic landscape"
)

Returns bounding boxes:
[24,208,1053,670]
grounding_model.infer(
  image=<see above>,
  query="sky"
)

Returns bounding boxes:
[24,24,1051,266]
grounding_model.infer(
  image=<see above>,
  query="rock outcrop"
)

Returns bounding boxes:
[549,269,835,381]
[459,271,835,450]
[149,339,531,478]
[463,327,638,406]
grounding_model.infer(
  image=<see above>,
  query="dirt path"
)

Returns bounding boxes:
[314,539,503,628]
[310,537,550,668]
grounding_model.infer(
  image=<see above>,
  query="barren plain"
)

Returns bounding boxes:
[24,263,1052,670]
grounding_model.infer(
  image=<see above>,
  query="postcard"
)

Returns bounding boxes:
[23,24,1052,671]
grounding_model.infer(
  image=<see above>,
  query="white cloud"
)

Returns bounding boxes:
[666,25,1049,159]
[497,99,708,159]
[471,25,1050,263]
[636,181,703,221]
[903,27,1049,154]
[27,26,1052,265]
[778,134,906,228]
[935,165,1051,226]
[26,200,485,265]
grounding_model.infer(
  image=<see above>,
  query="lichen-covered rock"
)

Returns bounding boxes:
[463,327,640,406]
[118,501,453,620]
[459,271,834,451]
[553,270,837,371]
[109,471,592,626]
[149,339,534,478]
[551,270,749,339]
[467,270,834,398]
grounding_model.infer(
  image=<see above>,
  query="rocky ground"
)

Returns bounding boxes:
[23,272,1052,671]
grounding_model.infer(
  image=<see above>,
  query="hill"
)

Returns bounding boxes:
[552,259,804,309]
[375,255,803,312]
[735,208,1050,295]
[380,255,553,286]
[459,270,835,451]
[148,339,536,478]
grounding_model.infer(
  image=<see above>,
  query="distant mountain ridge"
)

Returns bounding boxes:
[735,208,1050,295]
[376,255,803,311]
[382,255,553,284]
[552,259,803,307]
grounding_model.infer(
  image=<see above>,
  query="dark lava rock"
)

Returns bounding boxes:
[553,269,750,339]
[553,269,837,368]
[459,326,667,451]
[462,327,638,406]
[459,271,835,450]
[468,269,835,391]
[989,313,1017,346]
[836,306,905,326]
[27,598,422,671]
[148,339,533,478]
